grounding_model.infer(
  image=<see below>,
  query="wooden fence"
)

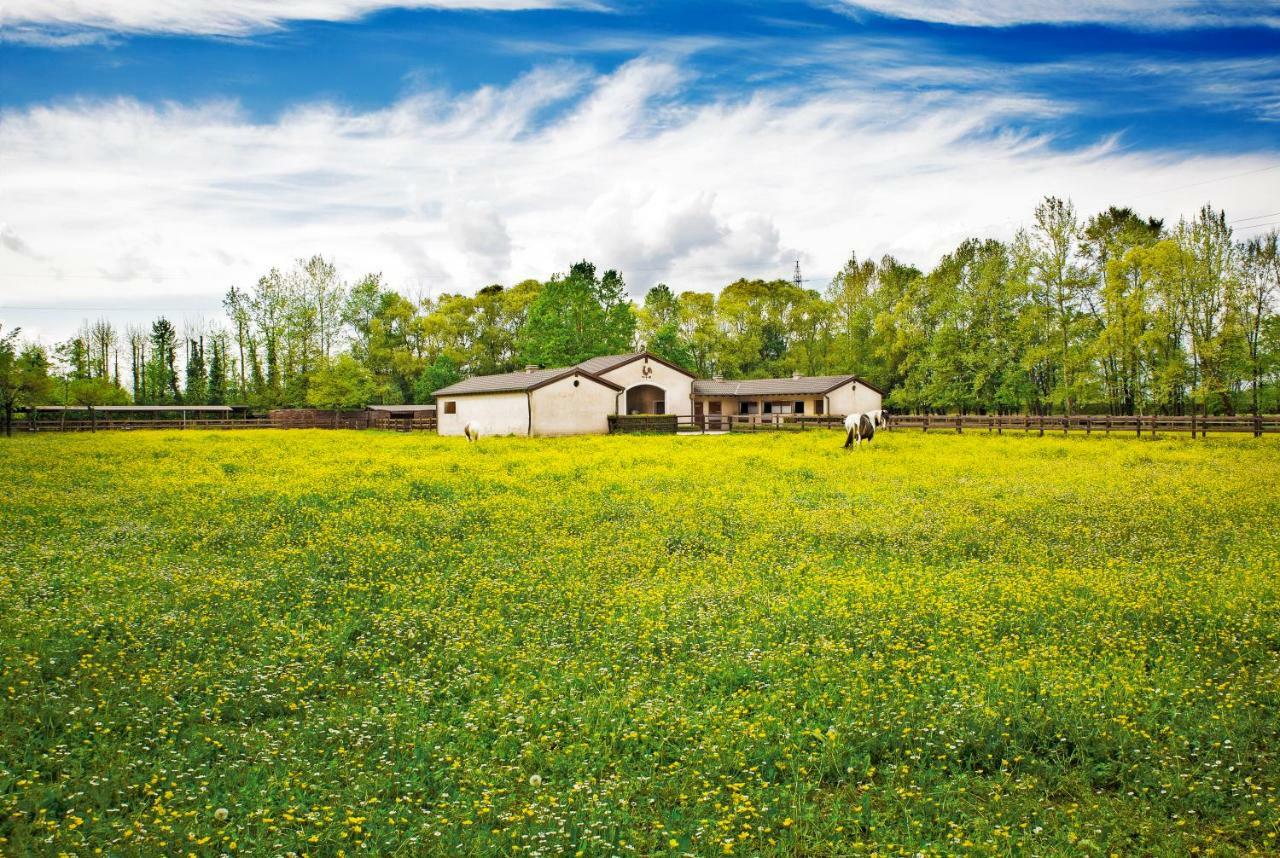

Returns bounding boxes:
[888,412,1280,438]
[16,409,437,433]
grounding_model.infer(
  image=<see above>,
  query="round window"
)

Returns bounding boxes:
[573,379,580,387]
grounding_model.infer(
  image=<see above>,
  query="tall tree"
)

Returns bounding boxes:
[1027,196,1091,414]
[1240,231,1279,417]
[518,261,635,366]
[185,337,208,405]
[147,317,181,403]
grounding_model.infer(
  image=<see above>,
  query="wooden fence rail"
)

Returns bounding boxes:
[16,410,438,433]
[888,413,1279,438]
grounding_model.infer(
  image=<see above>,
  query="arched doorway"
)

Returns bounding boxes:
[626,384,665,414]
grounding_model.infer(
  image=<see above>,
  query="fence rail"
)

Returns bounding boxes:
[13,408,1277,437]
[15,409,438,433]
[888,413,1280,438]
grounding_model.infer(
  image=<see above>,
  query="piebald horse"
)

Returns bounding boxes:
[843,409,888,449]
[463,421,481,443]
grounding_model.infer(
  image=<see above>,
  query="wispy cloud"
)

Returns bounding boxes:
[1,57,1277,343]
[0,0,603,40]
[828,0,1280,29]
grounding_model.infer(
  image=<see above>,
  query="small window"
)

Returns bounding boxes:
[814,400,824,415]
[444,401,457,414]
[573,379,580,387]
[794,401,805,414]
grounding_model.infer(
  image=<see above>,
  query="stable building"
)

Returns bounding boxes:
[434,351,695,437]
[692,373,883,424]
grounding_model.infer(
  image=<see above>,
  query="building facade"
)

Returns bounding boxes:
[692,374,882,425]
[435,353,881,437]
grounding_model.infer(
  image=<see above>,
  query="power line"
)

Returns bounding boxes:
[1132,163,1280,199]
[1230,210,1280,224]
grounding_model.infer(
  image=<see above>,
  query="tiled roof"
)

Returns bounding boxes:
[693,375,866,396]
[574,353,638,375]
[434,367,621,397]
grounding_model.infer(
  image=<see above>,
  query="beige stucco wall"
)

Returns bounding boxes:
[530,374,618,436]
[826,381,882,416]
[437,391,529,437]
[598,358,694,416]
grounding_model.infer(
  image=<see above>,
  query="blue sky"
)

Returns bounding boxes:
[1,0,1278,342]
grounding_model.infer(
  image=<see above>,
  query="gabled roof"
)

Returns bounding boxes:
[693,374,884,397]
[575,351,697,379]
[434,366,623,397]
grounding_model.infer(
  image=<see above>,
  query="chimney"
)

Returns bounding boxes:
[792,371,802,379]
[525,364,539,373]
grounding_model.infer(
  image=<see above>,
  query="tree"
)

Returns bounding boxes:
[223,286,255,400]
[185,337,208,405]
[0,329,54,437]
[518,261,635,367]
[638,285,694,370]
[413,355,463,404]
[207,335,228,405]
[1027,196,1091,414]
[1240,232,1279,417]
[147,318,181,403]
[307,354,376,425]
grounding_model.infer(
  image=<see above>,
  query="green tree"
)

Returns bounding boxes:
[638,285,694,370]
[185,338,208,405]
[413,355,463,404]
[518,261,635,367]
[1027,196,1091,413]
[0,330,55,436]
[146,318,181,403]
[307,354,376,426]
[207,336,228,405]
[1240,232,1278,417]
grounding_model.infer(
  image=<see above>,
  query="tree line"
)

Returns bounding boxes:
[2,196,1278,435]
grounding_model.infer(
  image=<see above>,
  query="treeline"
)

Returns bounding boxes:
[2,197,1278,434]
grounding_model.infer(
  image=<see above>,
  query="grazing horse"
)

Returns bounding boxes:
[463,421,480,443]
[843,409,887,448]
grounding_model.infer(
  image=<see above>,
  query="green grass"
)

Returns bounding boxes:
[2,429,1279,856]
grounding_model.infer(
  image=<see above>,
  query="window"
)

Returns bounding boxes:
[709,402,721,415]
[739,402,758,415]
[794,401,805,414]
[767,402,792,414]
[444,401,457,414]
[814,400,824,415]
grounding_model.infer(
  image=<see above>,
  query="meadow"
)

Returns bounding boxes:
[2,429,1279,857]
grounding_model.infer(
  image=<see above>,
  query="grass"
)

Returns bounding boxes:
[1,429,1279,856]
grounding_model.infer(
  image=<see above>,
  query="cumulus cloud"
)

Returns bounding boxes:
[0,0,600,39]
[1,57,1278,342]
[829,0,1280,29]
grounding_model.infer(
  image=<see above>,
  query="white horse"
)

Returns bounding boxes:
[843,409,888,448]
[463,421,481,443]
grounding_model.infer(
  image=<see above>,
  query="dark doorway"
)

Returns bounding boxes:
[626,384,665,414]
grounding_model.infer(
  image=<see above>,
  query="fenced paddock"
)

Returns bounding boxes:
[12,407,1277,438]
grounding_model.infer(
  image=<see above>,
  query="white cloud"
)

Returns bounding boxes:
[1,57,1278,344]
[828,1,1280,28]
[0,0,600,39]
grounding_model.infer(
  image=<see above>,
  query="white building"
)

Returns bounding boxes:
[434,352,883,437]
[434,352,695,437]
